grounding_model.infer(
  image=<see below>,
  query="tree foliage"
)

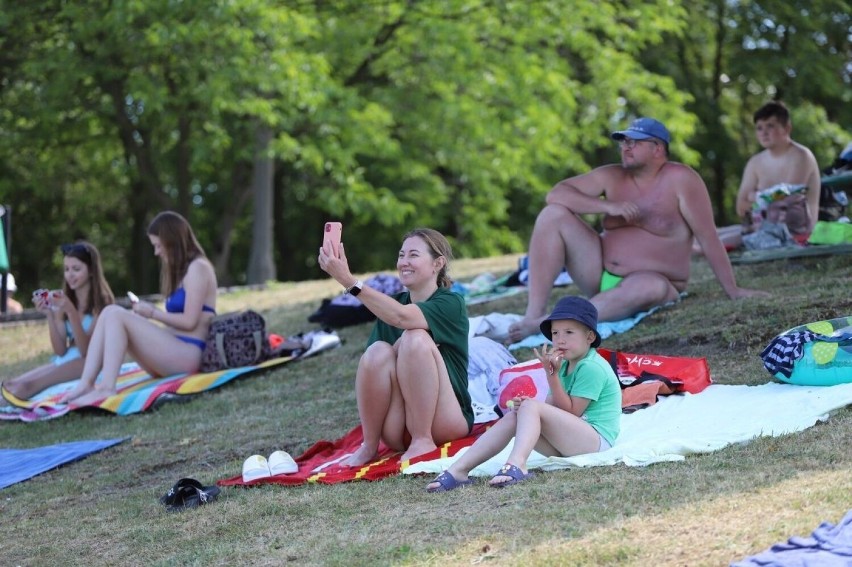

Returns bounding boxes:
[0,0,849,293]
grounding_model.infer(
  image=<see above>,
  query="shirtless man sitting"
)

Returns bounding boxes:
[508,117,768,342]
[720,101,821,249]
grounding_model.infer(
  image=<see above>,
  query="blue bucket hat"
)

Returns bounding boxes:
[611,117,671,146]
[539,296,601,348]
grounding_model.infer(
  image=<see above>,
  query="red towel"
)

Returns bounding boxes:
[219,422,493,487]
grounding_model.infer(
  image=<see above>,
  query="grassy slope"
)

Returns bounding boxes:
[0,253,850,566]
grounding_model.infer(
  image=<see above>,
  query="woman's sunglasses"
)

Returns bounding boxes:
[60,243,91,260]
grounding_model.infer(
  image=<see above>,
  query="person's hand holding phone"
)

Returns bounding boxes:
[318,221,355,288]
[131,299,157,319]
[49,289,68,312]
[32,289,51,312]
[322,221,343,257]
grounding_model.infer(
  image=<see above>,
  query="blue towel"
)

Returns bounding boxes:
[509,310,656,351]
[732,508,852,566]
[508,294,686,351]
[0,438,129,490]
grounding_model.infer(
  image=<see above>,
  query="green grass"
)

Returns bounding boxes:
[1,253,850,566]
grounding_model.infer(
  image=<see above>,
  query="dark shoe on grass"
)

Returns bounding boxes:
[489,463,534,488]
[426,471,473,493]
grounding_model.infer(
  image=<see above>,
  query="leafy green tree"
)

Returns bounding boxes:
[3,0,848,295]
[276,0,696,278]
[0,0,333,289]
[644,0,851,224]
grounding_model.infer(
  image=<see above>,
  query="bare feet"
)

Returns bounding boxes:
[507,316,546,344]
[400,438,438,463]
[68,388,115,406]
[342,443,378,467]
[56,383,93,405]
[58,385,114,406]
[1,383,21,405]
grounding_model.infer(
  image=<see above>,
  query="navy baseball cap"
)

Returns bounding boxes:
[539,296,601,348]
[611,117,671,146]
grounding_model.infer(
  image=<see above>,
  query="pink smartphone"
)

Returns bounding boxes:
[33,288,50,307]
[323,222,343,256]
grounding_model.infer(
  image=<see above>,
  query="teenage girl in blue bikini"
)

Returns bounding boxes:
[2,241,114,404]
[59,211,218,406]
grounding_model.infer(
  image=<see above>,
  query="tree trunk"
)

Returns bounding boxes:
[710,0,730,225]
[247,124,276,284]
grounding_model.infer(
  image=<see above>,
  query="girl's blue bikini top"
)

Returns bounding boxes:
[165,287,216,315]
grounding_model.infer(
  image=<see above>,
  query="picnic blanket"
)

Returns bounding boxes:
[1,330,342,422]
[404,381,852,476]
[218,422,493,488]
[475,312,651,349]
[452,273,527,306]
[0,438,129,490]
[729,242,852,264]
[1,358,297,422]
[732,508,852,566]
[502,294,686,351]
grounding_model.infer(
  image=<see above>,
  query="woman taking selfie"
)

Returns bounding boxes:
[318,227,472,466]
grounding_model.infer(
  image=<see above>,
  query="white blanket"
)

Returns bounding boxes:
[405,382,852,477]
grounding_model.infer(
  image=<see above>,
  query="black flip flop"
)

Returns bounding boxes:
[160,478,220,512]
[160,478,203,506]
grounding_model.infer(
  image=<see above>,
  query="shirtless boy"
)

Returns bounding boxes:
[508,117,768,342]
[733,101,821,244]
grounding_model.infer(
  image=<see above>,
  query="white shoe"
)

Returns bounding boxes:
[268,450,298,475]
[301,332,342,358]
[242,454,271,482]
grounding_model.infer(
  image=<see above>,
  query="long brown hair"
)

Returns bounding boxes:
[147,211,206,296]
[60,241,115,316]
[402,228,454,288]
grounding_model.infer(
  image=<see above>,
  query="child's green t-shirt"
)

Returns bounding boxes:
[558,348,622,445]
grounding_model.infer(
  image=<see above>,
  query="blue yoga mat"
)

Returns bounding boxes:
[0,438,129,490]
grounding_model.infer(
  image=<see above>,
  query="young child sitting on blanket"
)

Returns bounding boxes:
[426,296,621,491]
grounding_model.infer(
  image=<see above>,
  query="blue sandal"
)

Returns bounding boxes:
[490,463,534,488]
[426,471,473,493]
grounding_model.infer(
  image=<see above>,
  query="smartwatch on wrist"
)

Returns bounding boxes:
[346,279,363,297]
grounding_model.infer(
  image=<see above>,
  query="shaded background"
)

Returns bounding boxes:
[0,0,849,294]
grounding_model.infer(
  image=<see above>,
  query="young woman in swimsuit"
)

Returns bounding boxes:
[1,241,114,404]
[59,211,218,405]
